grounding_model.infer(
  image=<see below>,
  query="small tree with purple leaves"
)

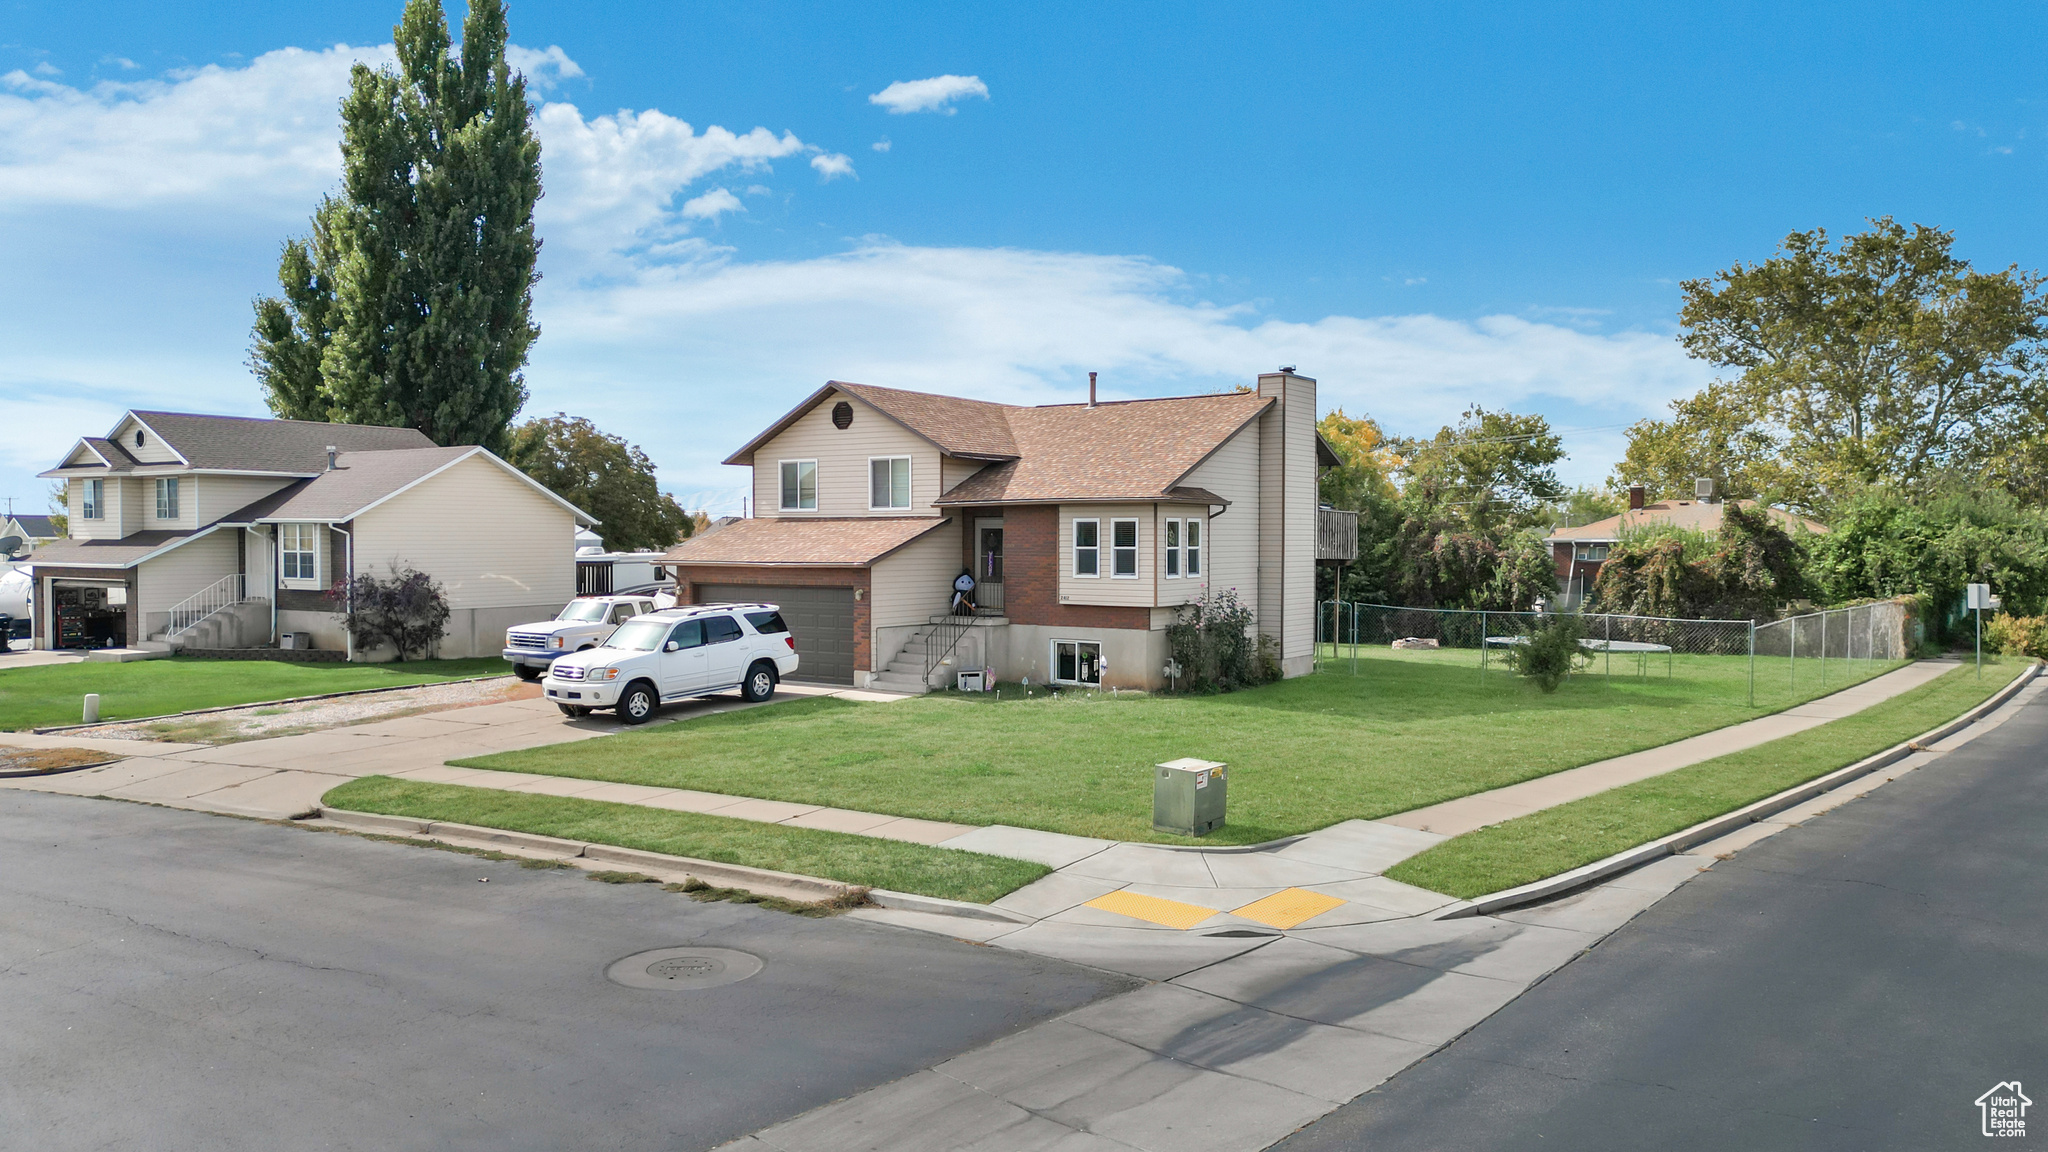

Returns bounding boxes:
[329,564,451,661]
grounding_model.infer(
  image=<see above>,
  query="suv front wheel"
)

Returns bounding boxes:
[741,661,777,703]
[617,681,658,724]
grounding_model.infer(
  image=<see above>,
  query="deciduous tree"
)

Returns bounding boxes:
[507,414,695,553]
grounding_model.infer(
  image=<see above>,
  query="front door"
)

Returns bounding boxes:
[976,519,1004,612]
[659,618,708,696]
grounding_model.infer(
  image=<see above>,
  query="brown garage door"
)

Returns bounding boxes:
[695,584,857,685]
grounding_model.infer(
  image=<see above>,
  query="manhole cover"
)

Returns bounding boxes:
[606,947,763,990]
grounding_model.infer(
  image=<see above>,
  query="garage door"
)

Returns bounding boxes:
[696,584,857,685]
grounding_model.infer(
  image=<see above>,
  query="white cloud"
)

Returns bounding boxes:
[810,151,855,181]
[32,62,61,77]
[871,138,891,152]
[505,44,585,88]
[680,187,743,220]
[0,42,1706,512]
[101,56,140,71]
[868,74,988,115]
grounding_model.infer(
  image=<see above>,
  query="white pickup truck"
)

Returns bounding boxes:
[501,594,670,680]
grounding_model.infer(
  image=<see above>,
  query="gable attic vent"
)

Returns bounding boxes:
[134,430,144,448]
[832,401,853,429]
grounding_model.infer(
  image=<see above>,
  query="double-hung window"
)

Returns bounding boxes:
[1072,519,1099,577]
[154,477,180,520]
[1111,519,1138,577]
[1163,520,1181,578]
[779,460,817,511]
[1185,518,1201,577]
[869,456,911,509]
[281,523,318,582]
[80,479,103,521]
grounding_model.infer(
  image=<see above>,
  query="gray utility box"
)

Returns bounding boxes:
[1154,758,1228,837]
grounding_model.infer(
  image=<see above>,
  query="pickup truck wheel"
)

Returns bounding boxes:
[513,664,542,682]
[557,703,591,717]
[741,661,777,703]
[617,681,658,724]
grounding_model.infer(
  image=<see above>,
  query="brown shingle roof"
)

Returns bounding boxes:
[935,394,1270,505]
[129,411,436,472]
[221,446,477,523]
[832,382,1019,459]
[27,528,215,570]
[663,517,951,567]
[1545,499,1828,543]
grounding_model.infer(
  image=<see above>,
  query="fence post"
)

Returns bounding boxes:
[1479,611,1487,675]
[1790,615,1797,693]
[1820,610,1826,687]
[1605,615,1612,682]
[1350,601,1358,674]
[1748,621,1756,707]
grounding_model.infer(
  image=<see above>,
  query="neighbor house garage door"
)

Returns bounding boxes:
[696,584,857,685]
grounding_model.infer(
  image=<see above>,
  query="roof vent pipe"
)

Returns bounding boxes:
[1088,372,1097,408]
[326,445,338,471]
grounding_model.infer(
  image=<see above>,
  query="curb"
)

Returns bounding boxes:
[316,806,860,902]
[29,674,517,734]
[1440,660,2042,919]
[868,889,1035,924]
[0,756,124,779]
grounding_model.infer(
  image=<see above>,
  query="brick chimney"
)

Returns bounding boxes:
[1627,484,1646,511]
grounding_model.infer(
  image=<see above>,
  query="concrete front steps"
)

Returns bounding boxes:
[151,597,272,653]
[870,615,1008,693]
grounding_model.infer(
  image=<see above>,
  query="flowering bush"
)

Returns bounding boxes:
[1166,588,1279,693]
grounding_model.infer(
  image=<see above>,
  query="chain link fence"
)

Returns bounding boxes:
[1315,600,1914,707]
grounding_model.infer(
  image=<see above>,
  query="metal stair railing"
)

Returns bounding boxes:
[166,573,246,639]
[923,618,974,688]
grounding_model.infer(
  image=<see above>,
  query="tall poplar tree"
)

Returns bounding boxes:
[251,0,540,452]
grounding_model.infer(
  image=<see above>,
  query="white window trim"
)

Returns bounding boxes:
[1072,517,1100,578]
[154,477,180,521]
[1185,517,1202,578]
[778,459,818,512]
[279,523,323,589]
[1110,518,1139,579]
[1049,638,1104,686]
[80,479,104,521]
[867,455,913,511]
[1162,517,1181,579]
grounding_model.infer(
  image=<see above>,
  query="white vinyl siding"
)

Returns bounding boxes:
[1180,425,1259,614]
[779,460,818,511]
[196,475,295,525]
[111,416,185,465]
[869,456,912,510]
[350,453,577,611]
[940,455,985,498]
[749,390,941,518]
[1058,505,1156,607]
[136,531,239,622]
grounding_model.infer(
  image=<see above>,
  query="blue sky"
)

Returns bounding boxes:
[2,2,2043,518]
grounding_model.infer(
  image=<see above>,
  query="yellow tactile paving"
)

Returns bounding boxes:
[1230,888,1348,930]
[1083,890,1222,930]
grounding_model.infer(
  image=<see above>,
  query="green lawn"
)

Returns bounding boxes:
[322,776,1048,903]
[1385,660,2022,899]
[0,657,510,730]
[453,646,1908,846]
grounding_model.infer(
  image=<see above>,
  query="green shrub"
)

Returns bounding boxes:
[1507,613,1591,692]
[1984,612,2048,659]
[1167,589,1279,693]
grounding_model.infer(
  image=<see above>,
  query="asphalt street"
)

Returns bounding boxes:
[1276,686,2048,1151]
[0,791,1136,1152]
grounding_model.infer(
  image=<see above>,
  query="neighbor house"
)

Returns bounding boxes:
[1546,483,1827,608]
[1,514,60,554]
[30,411,596,659]
[661,370,1351,691]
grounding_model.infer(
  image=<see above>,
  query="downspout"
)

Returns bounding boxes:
[330,523,353,662]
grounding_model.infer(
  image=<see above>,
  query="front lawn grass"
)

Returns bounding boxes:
[322,776,1048,904]
[1385,660,2023,899]
[0,657,510,730]
[453,646,1907,846]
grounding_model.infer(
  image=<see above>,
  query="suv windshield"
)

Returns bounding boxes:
[557,601,611,623]
[604,620,670,650]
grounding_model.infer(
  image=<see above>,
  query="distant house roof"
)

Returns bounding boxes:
[41,411,435,478]
[1545,499,1827,544]
[223,446,597,526]
[727,380,1313,507]
[663,517,951,567]
[6,515,58,538]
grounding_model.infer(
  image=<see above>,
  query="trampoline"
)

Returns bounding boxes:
[1483,635,1675,678]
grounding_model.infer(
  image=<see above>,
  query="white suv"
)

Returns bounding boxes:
[541,603,800,723]
[502,595,667,681]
